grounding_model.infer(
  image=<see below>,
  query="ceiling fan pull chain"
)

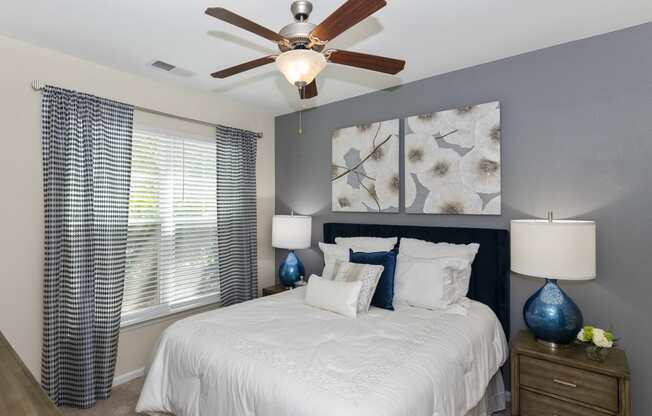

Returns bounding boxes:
[298,110,303,135]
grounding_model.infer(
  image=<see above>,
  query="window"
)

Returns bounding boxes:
[121,127,219,326]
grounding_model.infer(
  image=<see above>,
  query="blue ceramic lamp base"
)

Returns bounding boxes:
[278,250,305,288]
[524,279,583,348]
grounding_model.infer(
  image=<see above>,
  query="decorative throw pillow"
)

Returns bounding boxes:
[393,256,470,310]
[349,249,398,311]
[335,236,398,252]
[333,262,384,313]
[318,242,350,280]
[304,275,362,318]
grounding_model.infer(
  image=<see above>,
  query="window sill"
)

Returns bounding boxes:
[120,295,220,331]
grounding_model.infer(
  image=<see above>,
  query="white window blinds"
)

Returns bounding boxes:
[122,124,219,325]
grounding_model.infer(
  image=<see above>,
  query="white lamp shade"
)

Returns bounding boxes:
[272,215,312,250]
[511,220,596,280]
[275,50,327,86]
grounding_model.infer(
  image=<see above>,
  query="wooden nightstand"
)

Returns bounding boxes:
[511,330,630,416]
[262,284,291,296]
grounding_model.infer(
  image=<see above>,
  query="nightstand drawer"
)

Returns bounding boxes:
[520,355,618,412]
[521,389,606,416]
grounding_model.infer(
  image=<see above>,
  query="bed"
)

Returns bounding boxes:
[136,223,510,416]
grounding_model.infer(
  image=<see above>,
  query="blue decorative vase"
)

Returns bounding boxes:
[278,250,304,287]
[524,279,583,346]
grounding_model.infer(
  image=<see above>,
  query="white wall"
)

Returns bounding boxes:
[0,34,276,381]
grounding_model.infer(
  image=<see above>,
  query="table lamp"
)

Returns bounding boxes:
[272,214,312,287]
[511,214,596,347]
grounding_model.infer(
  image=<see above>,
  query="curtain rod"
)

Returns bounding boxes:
[31,80,263,139]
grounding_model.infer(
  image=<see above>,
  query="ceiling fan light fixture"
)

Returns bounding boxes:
[276,49,326,87]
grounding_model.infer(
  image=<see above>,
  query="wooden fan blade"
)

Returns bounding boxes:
[211,56,276,78]
[327,49,405,74]
[205,8,286,43]
[310,0,386,43]
[300,80,318,99]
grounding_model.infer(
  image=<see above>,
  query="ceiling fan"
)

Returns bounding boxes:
[206,0,406,100]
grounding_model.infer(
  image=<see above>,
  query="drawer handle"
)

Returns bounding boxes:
[553,378,577,388]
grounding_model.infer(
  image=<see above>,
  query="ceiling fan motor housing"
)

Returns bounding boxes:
[279,1,323,52]
[279,22,319,51]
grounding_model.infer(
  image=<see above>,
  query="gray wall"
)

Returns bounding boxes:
[275,23,652,413]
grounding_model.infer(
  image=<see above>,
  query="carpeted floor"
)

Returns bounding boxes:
[61,378,150,416]
[61,377,510,416]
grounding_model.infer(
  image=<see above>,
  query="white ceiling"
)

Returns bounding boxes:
[1,1,651,115]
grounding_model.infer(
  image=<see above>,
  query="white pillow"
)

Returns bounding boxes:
[333,262,384,313]
[398,238,479,262]
[398,238,479,301]
[394,256,470,310]
[304,275,362,318]
[454,267,473,303]
[334,236,398,252]
[318,242,350,280]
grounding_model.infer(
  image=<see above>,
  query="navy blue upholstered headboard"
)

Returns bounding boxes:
[323,222,510,338]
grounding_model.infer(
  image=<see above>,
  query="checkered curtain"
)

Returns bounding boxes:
[40,86,134,408]
[216,126,258,306]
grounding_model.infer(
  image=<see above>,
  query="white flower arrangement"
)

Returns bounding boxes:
[577,325,616,349]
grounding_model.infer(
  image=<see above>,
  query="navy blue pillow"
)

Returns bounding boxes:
[349,249,397,311]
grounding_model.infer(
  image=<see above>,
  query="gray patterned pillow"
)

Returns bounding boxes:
[334,262,384,314]
[319,242,350,280]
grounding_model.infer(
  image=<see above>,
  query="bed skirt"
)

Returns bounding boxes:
[466,371,507,416]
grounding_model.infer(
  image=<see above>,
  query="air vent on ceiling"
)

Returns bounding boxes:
[151,60,176,71]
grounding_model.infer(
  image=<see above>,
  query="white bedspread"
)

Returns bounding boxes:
[136,287,508,416]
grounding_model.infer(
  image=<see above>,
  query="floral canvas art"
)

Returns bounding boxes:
[331,119,400,212]
[405,101,501,215]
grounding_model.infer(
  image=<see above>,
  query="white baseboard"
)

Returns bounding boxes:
[113,367,145,387]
